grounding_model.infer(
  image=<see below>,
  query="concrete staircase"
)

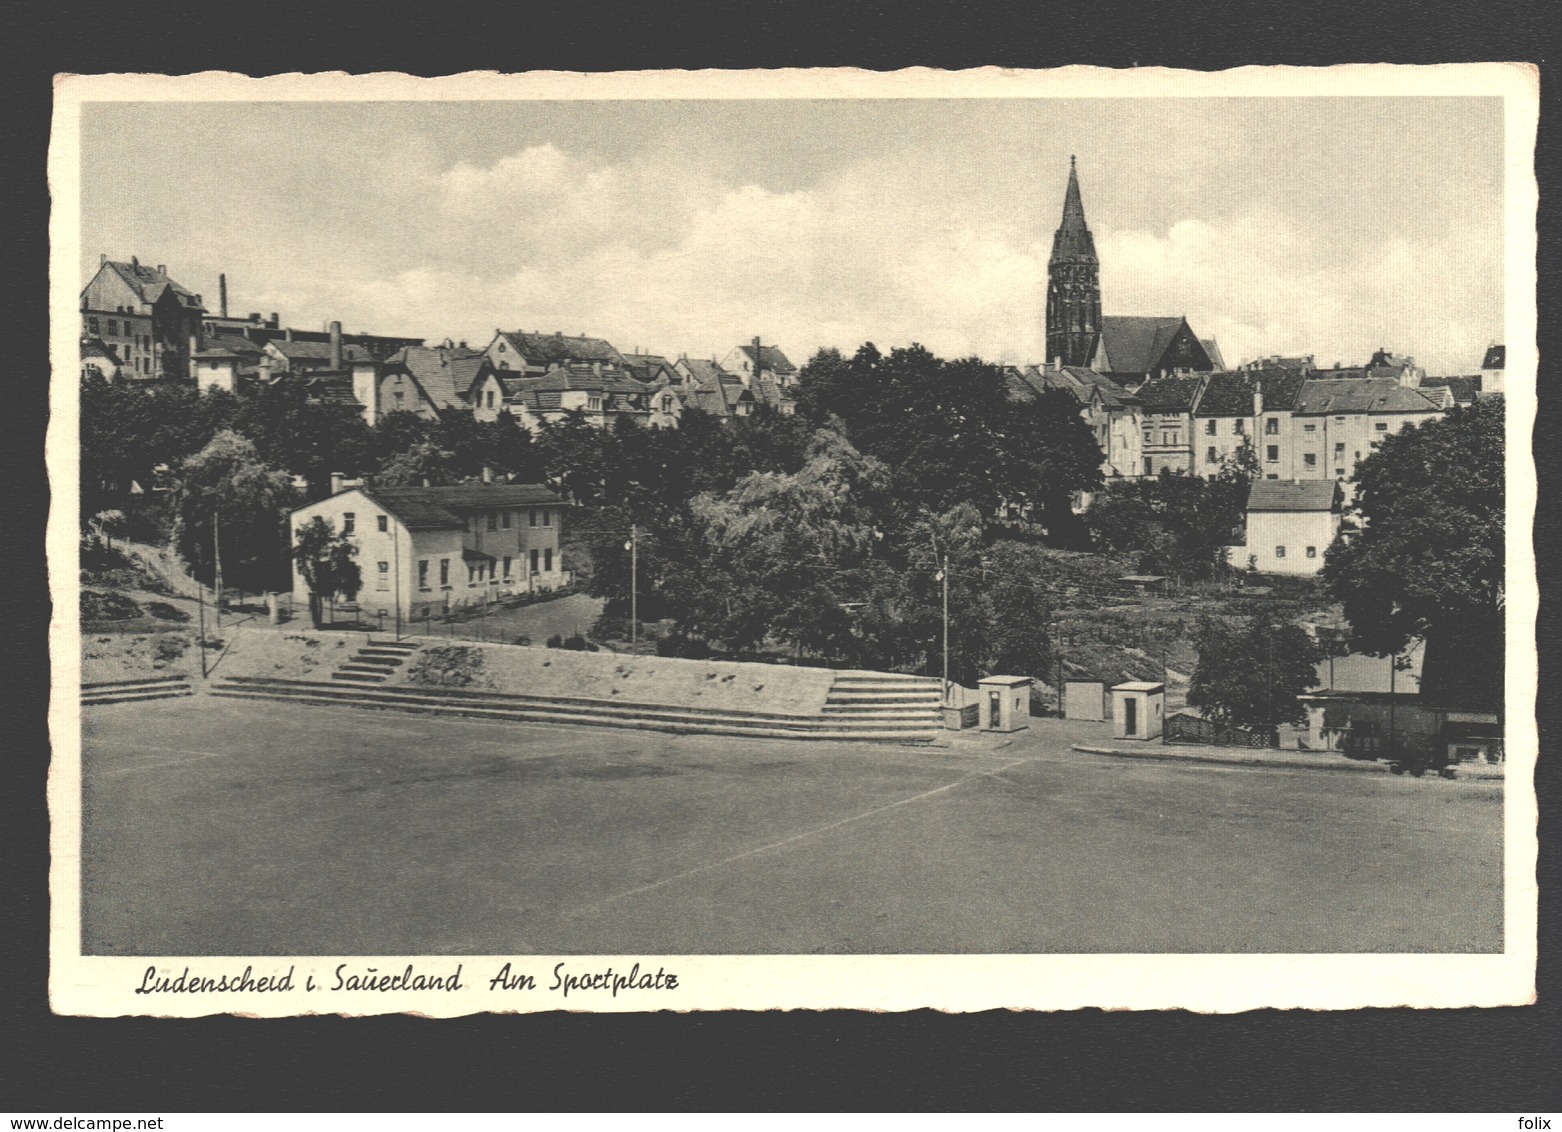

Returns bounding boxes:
[823,672,944,736]
[208,672,941,744]
[81,675,195,707]
[330,639,422,686]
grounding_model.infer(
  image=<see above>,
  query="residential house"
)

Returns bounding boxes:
[1365,347,1424,387]
[1232,479,1342,576]
[80,255,206,381]
[1006,363,1142,482]
[484,329,625,376]
[1088,315,1217,389]
[718,339,799,415]
[489,364,653,431]
[378,343,488,423]
[1291,378,1442,491]
[1191,368,1307,480]
[1417,375,1483,408]
[80,336,122,382]
[289,483,568,622]
[1480,343,1505,395]
[1134,373,1207,475]
[672,357,758,421]
[620,352,679,386]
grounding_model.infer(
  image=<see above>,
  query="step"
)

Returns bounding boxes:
[330,672,388,684]
[210,688,935,744]
[83,688,193,706]
[832,673,942,685]
[214,678,942,735]
[366,640,421,651]
[354,652,409,664]
[338,663,398,675]
[821,705,942,718]
[80,675,191,690]
[825,694,943,706]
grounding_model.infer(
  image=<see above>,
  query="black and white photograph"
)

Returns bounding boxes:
[47,65,1538,1015]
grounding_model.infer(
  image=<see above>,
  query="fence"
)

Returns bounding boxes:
[1164,713,1275,748]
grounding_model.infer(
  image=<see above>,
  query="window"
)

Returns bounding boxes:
[499,360,509,370]
[544,548,553,572]
[1143,458,1153,476]
[418,560,430,590]
[1335,416,1346,424]
[377,515,388,533]
[394,391,405,406]
[530,549,540,574]
[1374,422,1388,432]
[467,561,478,584]
[1234,419,1245,435]
[588,396,602,412]
[342,512,355,535]
[1205,419,1217,435]
[107,319,118,335]
[1303,453,1317,469]
[661,395,673,412]
[1143,430,1154,445]
[87,316,99,333]
[1162,432,1175,446]
[1266,445,1279,463]
[1303,423,1317,433]
[439,559,450,588]
[486,390,495,410]
[1306,546,1318,559]
[486,511,498,532]
[503,555,512,578]
[529,509,538,528]
[1265,418,1279,435]
[1335,468,1346,478]
[502,510,512,529]
[1207,447,1218,464]
[542,509,552,528]
[1275,546,1287,559]
[1335,442,1346,455]
[376,562,389,590]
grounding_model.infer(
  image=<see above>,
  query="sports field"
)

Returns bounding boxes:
[79,696,1503,955]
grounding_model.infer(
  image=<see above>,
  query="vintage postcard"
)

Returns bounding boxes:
[48,65,1538,1016]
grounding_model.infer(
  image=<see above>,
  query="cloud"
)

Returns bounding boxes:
[153,140,1499,375]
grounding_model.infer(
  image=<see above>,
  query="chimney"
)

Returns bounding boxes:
[248,312,262,324]
[157,264,166,276]
[99,253,107,266]
[131,256,139,268]
[330,320,343,370]
[269,313,279,328]
[482,465,494,484]
[188,334,200,380]
[330,472,345,496]
[219,274,228,318]
[1253,379,1264,419]
[284,327,294,342]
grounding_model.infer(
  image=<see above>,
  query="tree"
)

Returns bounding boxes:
[1086,470,1244,581]
[1187,608,1324,739]
[375,440,460,487]
[292,516,363,629]
[169,431,298,594]
[1322,400,1504,708]
[795,343,1102,526]
[232,382,373,499]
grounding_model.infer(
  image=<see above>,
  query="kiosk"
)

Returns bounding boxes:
[1110,681,1165,741]
[978,675,1032,732]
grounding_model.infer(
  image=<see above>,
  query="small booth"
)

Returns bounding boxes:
[1110,681,1165,741]
[1064,680,1107,721]
[978,675,1032,733]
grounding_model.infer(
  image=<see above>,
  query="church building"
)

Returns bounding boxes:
[1044,160,1218,387]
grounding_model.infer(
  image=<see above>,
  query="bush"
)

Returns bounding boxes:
[154,634,189,662]
[559,633,597,652]
[592,613,630,641]
[546,633,563,648]
[657,632,712,659]
[406,645,496,688]
[81,590,142,621]
[147,601,190,622]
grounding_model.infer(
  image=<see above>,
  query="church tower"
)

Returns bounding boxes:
[1045,156,1102,368]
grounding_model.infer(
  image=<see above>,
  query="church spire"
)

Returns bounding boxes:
[1045,157,1102,368]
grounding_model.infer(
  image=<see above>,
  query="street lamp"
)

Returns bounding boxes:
[934,556,949,702]
[624,525,638,653]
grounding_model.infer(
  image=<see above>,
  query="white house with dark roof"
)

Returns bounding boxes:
[289,483,569,622]
[1231,479,1343,576]
[80,255,206,381]
[484,329,625,375]
[1291,378,1441,490]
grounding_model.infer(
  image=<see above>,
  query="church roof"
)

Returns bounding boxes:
[1049,157,1097,263]
[1200,339,1226,370]
[1481,344,1505,370]
[1095,316,1194,376]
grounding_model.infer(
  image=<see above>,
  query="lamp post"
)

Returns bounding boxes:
[212,508,222,630]
[934,555,949,702]
[624,525,638,653]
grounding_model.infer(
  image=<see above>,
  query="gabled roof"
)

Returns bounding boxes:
[677,357,730,384]
[496,330,624,366]
[1481,344,1505,371]
[1195,369,1307,416]
[1200,339,1226,370]
[358,484,565,530]
[620,353,674,382]
[1095,316,1200,376]
[738,343,797,374]
[1136,374,1205,413]
[199,332,265,359]
[103,260,203,311]
[395,345,486,410]
[1419,375,1483,405]
[1294,379,1440,415]
[1246,479,1342,513]
[268,338,372,364]
[517,365,647,397]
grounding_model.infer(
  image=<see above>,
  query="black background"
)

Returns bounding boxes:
[4,0,1558,1112]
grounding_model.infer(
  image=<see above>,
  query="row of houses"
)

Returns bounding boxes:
[79,256,799,434]
[1006,349,1501,494]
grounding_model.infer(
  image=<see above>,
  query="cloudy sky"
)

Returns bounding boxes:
[80,96,1503,373]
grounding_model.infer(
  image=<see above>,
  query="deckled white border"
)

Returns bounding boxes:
[47,65,1539,1016]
